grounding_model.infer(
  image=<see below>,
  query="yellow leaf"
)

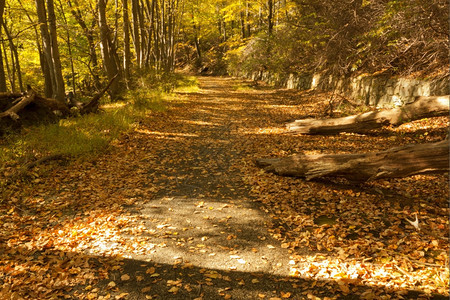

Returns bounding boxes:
[281,292,291,298]
[121,274,130,281]
[251,278,259,283]
[339,284,350,294]
[168,287,179,293]
[116,293,129,299]
[107,281,116,288]
[146,267,156,274]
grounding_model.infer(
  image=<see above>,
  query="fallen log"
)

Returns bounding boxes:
[256,140,449,182]
[0,88,36,120]
[34,94,70,115]
[288,95,450,134]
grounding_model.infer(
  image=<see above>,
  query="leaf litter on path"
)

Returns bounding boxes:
[0,77,448,299]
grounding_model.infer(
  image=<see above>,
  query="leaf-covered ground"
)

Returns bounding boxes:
[1,77,448,299]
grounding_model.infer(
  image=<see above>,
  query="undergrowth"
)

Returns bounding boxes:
[0,73,198,171]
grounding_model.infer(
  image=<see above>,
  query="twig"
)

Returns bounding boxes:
[404,257,447,269]
[394,264,412,277]
[24,154,67,170]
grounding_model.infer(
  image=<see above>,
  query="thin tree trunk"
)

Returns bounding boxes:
[246,1,251,38]
[0,0,7,92]
[2,23,22,92]
[267,0,273,34]
[138,0,147,68]
[122,0,131,85]
[68,0,101,89]
[46,0,66,102]
[57,0,76,95]
[36,0,56,98]
[1,38,12,92]
[131,0,141,68]
[98,0,121,98]
[18,0,51,96]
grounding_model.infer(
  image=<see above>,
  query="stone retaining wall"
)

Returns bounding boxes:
[245,71,449,107]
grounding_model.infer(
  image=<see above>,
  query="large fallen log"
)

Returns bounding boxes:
[288,95,450,134]
[0,88,36,120]
[0,76,118,122]
[255,140,449,182]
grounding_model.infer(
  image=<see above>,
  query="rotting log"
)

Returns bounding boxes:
[288,95,450,135]
[34,94,70,115]
[0,88,36,120]
[256,140,449,182]
[0,75,118,122]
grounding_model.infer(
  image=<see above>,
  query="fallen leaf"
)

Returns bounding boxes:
[121,274,130,281]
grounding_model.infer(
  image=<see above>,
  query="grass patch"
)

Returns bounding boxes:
[0,73,198,170]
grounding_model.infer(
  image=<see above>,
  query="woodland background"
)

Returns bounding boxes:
[0,0,446,101]
[0,1,449,299]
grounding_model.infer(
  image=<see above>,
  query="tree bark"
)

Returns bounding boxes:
[288,95,450,135]
[256,140,449,182]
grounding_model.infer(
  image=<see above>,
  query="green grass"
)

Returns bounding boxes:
[0,73,197,170]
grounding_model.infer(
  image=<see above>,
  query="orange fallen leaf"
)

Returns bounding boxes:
[121,274,130,281]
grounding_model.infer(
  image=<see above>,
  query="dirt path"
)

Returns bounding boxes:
[106,77,304,299]
[1,76,448,299]
[102,77,299,299]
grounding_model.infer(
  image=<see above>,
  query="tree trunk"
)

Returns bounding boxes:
[46,0,66,102]
[122,0,131,86]
[288,95,450,135]
[57,0,76,95]
[267,0,273,35]
[0,0,7,92]
[98,0,121,99]
[131,0,141,68]
[3,22,24,92]
[36,0,56,98]
[68,0,101,90]
[256,140,449,182]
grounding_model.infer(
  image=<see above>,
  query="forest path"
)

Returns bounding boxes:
[104,76,303,299]
[2,76,448,299]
